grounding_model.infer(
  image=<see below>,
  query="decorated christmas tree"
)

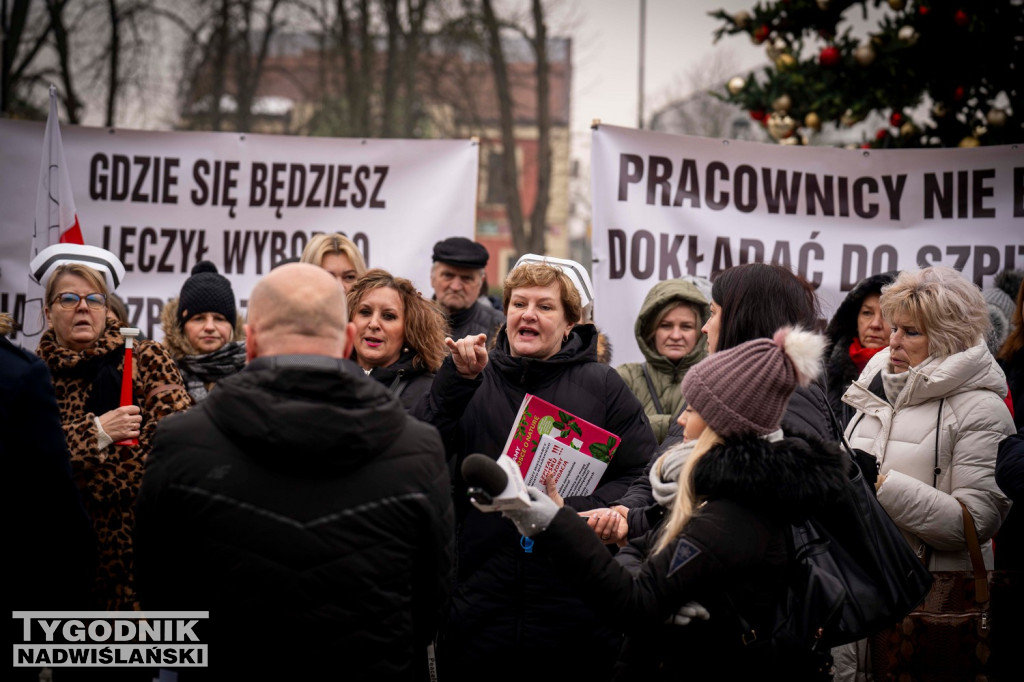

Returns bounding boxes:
[710,0,1022,147]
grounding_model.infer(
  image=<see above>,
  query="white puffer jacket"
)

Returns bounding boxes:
[842,343,1013,570]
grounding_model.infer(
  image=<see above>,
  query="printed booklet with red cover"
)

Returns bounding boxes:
[500,393,621,498]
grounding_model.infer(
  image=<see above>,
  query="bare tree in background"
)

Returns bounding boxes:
[479,0,551,257]
[648,50,758,141]
[174,0,290,132]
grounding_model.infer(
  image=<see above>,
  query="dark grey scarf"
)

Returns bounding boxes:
[176,341,247,402]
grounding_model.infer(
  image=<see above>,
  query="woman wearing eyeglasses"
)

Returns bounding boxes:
[34,246,192,611]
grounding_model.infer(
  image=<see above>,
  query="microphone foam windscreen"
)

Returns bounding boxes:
[461,454,508,496]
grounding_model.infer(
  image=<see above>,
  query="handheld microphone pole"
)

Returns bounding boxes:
[115,327,141,446]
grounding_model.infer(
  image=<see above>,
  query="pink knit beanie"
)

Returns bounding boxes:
[680,326,826,437]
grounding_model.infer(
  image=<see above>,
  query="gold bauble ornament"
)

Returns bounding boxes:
[727,77,746,95]
[804,112,822,131]
[888,0,907,10]
[974,125,988,138]
[897,26,919,45]
[853,44,876,67]
[958,136,981,148]
[767,112,797,141]
[776,53,797,71]
[816,0,831,10]
[932,102,948,118]
[772,94,792,112]
[900,121,916,137]
[987,109,1007,127]
[734,10,752,29]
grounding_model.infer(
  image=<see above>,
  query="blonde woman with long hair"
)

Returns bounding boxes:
[499,327,849,680]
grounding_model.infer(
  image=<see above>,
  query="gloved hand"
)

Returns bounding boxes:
[501,487,560,537]
[665,601,710,626]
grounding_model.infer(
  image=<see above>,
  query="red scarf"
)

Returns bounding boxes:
[849,338,886,373]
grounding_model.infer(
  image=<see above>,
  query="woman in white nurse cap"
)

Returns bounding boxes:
[31,243,192,611]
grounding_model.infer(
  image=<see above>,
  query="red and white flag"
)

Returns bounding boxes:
[20,85,85,345]
[32,84,84,253]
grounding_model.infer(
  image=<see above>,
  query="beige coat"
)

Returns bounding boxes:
[843,343,1013,570]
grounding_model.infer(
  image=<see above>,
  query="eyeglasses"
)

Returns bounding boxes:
[54,292,107,310]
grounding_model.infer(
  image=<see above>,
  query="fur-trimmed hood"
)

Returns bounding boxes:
[693,433,849,523]
[824,271,897,422]
[160,297,245,359]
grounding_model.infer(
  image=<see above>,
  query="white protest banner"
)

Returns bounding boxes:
[590,124,1024,366]
[0,120,479,345]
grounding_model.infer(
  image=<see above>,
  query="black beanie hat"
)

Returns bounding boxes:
[178,261,236,330]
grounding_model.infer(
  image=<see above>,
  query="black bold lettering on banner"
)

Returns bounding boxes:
[130,156,151,202]
[307,165,325,207]
[852,177,879,219]
[872,244,898,275]
[270,231,288,267]
[973,245,1001,285]
[90,154,109,200]
[137,227,158,272]
[659,233,684,279]
[111,155,130,201]
[352,166,370,208]
[739,238,763,264]
[158,229,178,273]
[882,175,906,220]
[706,161,729,210]
[251,163,268,206]
[370,166,388,208]
[119,226,137,271]
[770,240,791,269]
[288,165,306,207]
[711,236,733,274]
[798,234,824,287]
[734,164,757,213]
[270,163,287,218]
[842,244,868,290]
[192,160,211,205]
[762,168,801,214]
[618,154,644,201]
[686,235,704,274]
[917,244,942,268]
[223,231,249,274]
[334,165,351,207]
[805,174,833,216]
[837,177,849,217]
[608,229,627,278]
[672,159,700,207]
[973,168,996,218]
[631,230,655,279]
[352,232,370,264]
[648,156,673,206]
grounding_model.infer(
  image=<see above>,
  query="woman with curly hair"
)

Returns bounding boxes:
[348,268,448,411]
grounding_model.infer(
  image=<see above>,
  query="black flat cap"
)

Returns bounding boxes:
[432,236,489,269]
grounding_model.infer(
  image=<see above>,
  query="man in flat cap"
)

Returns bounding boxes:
[431,236,505,345]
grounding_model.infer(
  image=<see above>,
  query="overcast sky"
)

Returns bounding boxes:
[564,0,765,136]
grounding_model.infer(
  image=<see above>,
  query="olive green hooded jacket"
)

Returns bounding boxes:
[615,279,709,443]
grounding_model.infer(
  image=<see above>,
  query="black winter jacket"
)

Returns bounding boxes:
[448,299,505,346]
[135,355,454,680]
[363,347,436,413]
[413,324,658,679]
[541,433,849,681]
[619,380,839,539]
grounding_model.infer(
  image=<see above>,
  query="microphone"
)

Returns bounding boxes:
[461,454,530,512]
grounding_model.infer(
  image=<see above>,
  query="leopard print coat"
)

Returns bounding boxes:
[37,319,192,610]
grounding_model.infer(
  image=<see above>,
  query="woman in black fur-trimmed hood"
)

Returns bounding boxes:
[160,261,247,403]
[499,327,850,681]
[824,271,898,429]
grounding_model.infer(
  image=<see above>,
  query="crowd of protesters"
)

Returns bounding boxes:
[4,235,1022,681]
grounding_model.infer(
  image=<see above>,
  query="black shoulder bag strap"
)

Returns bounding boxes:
[642,364,666,415]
